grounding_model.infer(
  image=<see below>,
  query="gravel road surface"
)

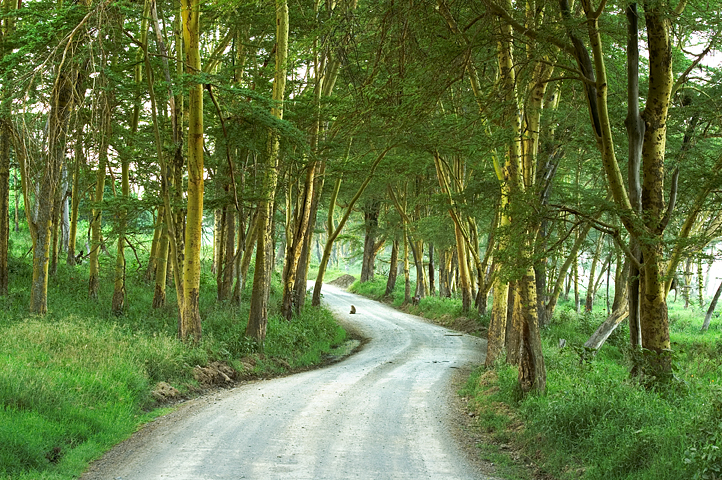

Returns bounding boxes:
[82,284,490,479]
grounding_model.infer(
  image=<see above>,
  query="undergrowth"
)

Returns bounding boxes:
[0,230,346,479]
[464,300,722,480]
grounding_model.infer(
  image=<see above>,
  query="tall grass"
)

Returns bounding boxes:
[465,300,722,480]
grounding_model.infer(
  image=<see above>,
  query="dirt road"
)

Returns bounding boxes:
[82,284,491,479]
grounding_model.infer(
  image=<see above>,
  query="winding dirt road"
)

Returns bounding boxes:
[82,284,490,479]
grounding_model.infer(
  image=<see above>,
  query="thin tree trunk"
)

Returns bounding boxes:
[702,279,722,332]
[585,234,605,312]
[247,0,288,345]
[219,203,235,301]
[0,119,9,295]
[360,200,380,283]
[428,242,435,296]
[312,145,391,307]
[152,209,169,308]
[145,210,162,281]
[385,238,399,297]
[179,0,205,343]
[403,226,411,305]
[67,127,83,265]
[88,91,112,299]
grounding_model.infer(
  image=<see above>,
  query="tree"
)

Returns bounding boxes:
[246,0,289,346]
[178,0,204,342]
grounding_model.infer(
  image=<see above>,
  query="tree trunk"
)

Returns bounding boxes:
[179,0,204,343]
[293,165,324,314]
[25,71,74,314]
[145,210,162,280]
[505,281,521,366]
[212,208,222,275]
[403,226,411,305]
[585,307,629,350]
[280,159,316,319]
[518,267,546,394]
[545,221,592,319]
[360,200,380,283]
[385,238,399,297]
[152,209,169,308]
[701,279,722,332]
[486,271,509,367]
[88,97,111,299]
[428,242,435,296]
[67,130,83,266]
[219,203,235,302]
[0,119,9,295]
[247,0,288,344]
[312,146,390,307]
[585,234,604,312]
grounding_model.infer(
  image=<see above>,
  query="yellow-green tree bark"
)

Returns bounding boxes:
[179,0,204,342]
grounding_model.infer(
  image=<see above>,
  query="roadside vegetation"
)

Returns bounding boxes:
[0,228,346,480]
[350,275,722,480]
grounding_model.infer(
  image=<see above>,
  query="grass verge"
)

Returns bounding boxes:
[0,236,346,479]
[462,303,722,480]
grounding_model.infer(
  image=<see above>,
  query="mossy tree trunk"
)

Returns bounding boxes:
[179,0,204,343]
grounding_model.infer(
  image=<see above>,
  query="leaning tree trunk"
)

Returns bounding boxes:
[701,279,722,332]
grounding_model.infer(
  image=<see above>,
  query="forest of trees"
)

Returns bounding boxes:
[1,0,722,395]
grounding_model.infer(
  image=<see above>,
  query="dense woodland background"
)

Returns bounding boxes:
[3,0,722,478]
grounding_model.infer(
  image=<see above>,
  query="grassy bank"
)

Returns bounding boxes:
[0,234,346,479]
[462,304,722,480]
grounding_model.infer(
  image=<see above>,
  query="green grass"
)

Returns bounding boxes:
[0,230,347,479]
[464,298,722,480]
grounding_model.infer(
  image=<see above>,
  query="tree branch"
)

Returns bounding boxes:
[658,167,679,234]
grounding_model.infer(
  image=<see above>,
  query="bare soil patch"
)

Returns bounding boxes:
[328,274,357,288]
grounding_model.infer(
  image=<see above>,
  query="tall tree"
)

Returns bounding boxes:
[246,0,289,346]
[179,0,204,342]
